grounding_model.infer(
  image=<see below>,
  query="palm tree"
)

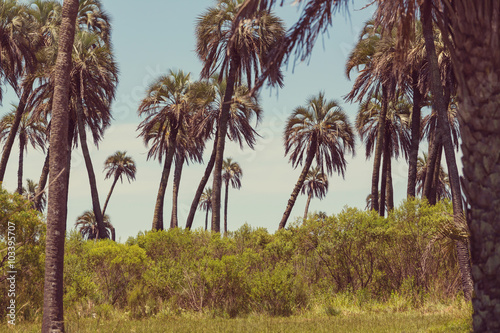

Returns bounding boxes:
[22,178,46,212]
[196,0,285,232]
[415,153,451,202]
[301,166,328,220]
[198,187,213,231]
[355,93,412,215]
[0,107,47,194]
[185,76,262,230]
[137,70,193,231]
[75,210,112,240]
[222,158,242,234]
[41,0,79,331]
[280,92,355,229]
[102,151,136,215]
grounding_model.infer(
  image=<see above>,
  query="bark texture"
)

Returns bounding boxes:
[41,1,79,331]
[370,87,388,213]
[170,155,184,229]
[407,73,422,198]
[451,1,500,330]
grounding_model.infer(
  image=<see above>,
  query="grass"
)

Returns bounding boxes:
[3,299,472,333]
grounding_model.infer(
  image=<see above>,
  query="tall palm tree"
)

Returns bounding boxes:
[280,92,355,229]
[222,157,242,235]
[41,0,79,331]
[75,210,112,240]
[415,153,451,202]
[198,187,213,231]
[0,107,47,194]
[355,93,412,215]
[301,166,328,220]
[0,0,38,184]
[196,0,285,232]
[22,178,46,212]
[185,76,262,230]
[137,70,193,231]
[102,151,136,215]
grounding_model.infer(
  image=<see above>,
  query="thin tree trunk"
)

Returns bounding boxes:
[429,143,442,205]
[303,192,312,220]
[205,209,209,231]
[423,120,440,200]
[0,81,33,184]
[371,86,388,213]
[76,97,107,239]
[421,0,472,301]
[170,155,184,229]
[212,57,239,233]
[224,181,229,235]
[185,135,218,230]
[407,72,422,198]
[102,174,118,216]
[379,137,389,217]
[34,148,50,211]
[386,151,394,212]
[279,141,317,229]
[451,2,500,327]
[42,1,79,331]
[17,137,25,194]
[151,126,178,231]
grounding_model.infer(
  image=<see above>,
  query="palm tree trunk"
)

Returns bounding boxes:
[386,152,394,212]
[303,192,312,220]
[170,155,184,229]
[279,141,317,229]
[429,143,442,205]
[371,86,388,213]
[102,174,119,216]
[42,1,79,331]
[0,81,33,184]
[186,133,218,230]
[407,72,422,198]
[205,209,209,231]
[76,97,106,239]
[423,121,440,200]
[17,136,25,194]
[34,148,50,211]
[451,2,500,326]
[421,0,472,301]
[224,180,229,235]
[152,126,178,231]
[379,126,391,217]
[212,56,239,233]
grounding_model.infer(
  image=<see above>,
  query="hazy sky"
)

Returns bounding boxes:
[2,0,423,241]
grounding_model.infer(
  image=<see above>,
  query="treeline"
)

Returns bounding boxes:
[1,188,464,321]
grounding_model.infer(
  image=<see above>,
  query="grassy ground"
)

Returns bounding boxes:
[3,301,471,333]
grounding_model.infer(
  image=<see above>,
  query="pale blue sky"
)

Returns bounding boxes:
[2,0,426,241]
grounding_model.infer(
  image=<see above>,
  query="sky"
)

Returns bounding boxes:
[1,0,425,241]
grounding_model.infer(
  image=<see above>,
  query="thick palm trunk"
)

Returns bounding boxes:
[279,142,316,229]
[42,1,79,331]
[34,148,50,211]
[76,98,107,239]
[0,81,33,184]
[17,137,25,194]
[407,72,422,198]
[102,174,118,216]
[371,86,388,213]
[303,192,312,220]
[224,181,229,235]
[386,152,394,212]
[185,135,218,230]
[170,155,184,229]
[451,2,500,329]
[421,0,473,301]
[152,126,178,231]
[212,57,239,233]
